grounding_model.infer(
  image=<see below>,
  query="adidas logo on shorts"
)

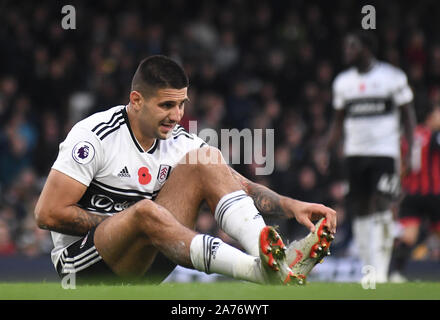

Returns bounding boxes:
[117,166,131,178]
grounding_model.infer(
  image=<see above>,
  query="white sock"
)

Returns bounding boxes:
[353,215,373,267]
[370,210,394,283]
[189,234,265,284]
[353,211,394,283]
[214,190,266,256]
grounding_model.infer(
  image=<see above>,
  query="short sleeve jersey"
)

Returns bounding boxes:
[50,105,207,266]
[332,60,413,158]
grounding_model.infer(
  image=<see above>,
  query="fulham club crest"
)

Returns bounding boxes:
[157,164,171,184]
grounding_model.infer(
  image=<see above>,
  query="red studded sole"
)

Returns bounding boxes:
[260,226,287,272]
[309,219,333,261]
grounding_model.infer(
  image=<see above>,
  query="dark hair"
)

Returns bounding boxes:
[352,30,378,54]
[131,55,189,98]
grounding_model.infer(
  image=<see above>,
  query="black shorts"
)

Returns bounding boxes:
[56,228,178,285]
[56,228,118,285]
[399,194,440,230]
[346,156,399,212]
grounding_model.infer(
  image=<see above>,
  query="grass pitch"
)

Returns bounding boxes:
[0,281,439,300]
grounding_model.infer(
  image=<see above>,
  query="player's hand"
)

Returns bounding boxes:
[280,197,337,234]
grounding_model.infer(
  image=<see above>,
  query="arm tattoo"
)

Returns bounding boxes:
[248,184,284,218]
[46,206,109,236]
[229,167,285,218]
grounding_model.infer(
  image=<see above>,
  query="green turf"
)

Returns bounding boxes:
[0,281,439,300]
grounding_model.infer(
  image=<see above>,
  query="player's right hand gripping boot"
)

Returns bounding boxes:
[259,226,303,285]
[285,218,334,284]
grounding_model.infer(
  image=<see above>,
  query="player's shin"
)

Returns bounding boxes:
[189,234,265,284]
[214,190,266,257]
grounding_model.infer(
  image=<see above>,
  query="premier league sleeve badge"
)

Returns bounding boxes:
[72,141,96,164]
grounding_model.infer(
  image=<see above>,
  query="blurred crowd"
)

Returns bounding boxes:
[1,0,440,263]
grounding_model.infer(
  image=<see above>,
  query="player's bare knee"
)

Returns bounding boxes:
[132,199,156,224]
[132,199,172,228]
[196,146,227,172]
[180,146,225,167]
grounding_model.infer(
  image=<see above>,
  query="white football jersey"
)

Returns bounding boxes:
[50,105,207,267]
[332,60,413,158]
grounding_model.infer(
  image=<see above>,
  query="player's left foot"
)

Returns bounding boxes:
[259,226,303,285]
[285,218,334,284]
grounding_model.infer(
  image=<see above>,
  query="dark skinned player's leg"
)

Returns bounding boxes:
[352,157,397,282]
[347,157,373,272]
[365,192,394,282]
[93,147,244,279]
[368,158,398,282]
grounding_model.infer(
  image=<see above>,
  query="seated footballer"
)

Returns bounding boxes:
[34,55,336,285]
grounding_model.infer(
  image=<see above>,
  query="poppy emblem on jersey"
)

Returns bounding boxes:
[157,164,172,184]
[72,141,95,164]
[138,167,152,185]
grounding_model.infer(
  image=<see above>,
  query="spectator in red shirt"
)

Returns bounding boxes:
[390,103,440,282]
